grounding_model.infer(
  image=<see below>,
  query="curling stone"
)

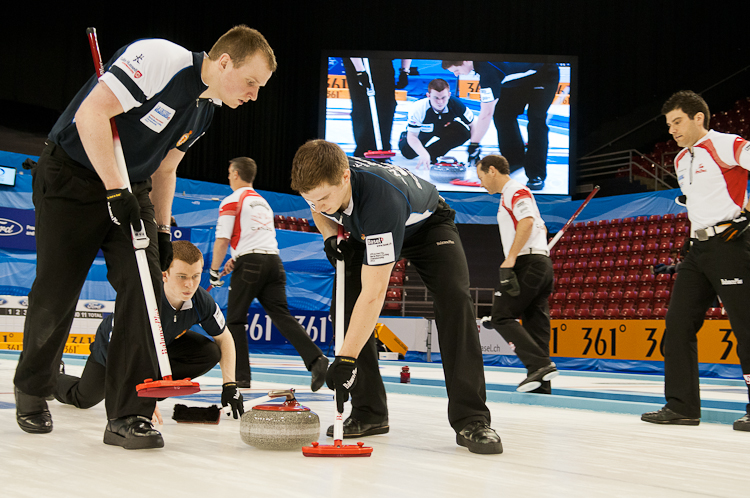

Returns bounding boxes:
[240,390,320,450]
[429,157,467,184]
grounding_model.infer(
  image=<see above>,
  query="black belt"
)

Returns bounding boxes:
[692,225,728,242]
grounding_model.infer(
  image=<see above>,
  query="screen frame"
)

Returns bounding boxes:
[318,49,578,196]
[0,166,17,187]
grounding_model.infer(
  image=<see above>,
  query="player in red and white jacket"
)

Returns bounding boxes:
[477,154,558,393]
[642,90,750,432]
[210,157,328,391]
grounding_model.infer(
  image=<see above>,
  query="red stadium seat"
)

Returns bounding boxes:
[619,308,635,318]
[652,308,667,318]
[705,308,724,319]
[635,307,652,319]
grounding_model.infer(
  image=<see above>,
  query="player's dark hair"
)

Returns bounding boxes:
[441,60,465,70]
[209,25,277,72]
[477,155,510,175]
[171,241,203,267]
[290,140,349,193]
[230,157,257,184]
[428,78,450,93]
[662,90,710,130]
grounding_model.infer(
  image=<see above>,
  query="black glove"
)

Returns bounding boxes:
[498,267,521,297]
[209,269,224,288]
[221,382,244,419]
[324,235,355,268]
[395,68,409,89]
[106,188,141,235]
[158,232,173,271]
[652,263,676,275]
[719,209,750,242]
[326,356,357,413]
[355,71,370,89]
[467,142,481,167]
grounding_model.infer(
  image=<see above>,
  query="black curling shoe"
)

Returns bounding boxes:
[326,417,390,438]
[310,355,329,392]
[104,415,164,449]
[15,386,53,434]
[456,421,503,454]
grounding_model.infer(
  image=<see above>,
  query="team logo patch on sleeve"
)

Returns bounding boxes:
[365,232,395,265]
[214,303,226,329]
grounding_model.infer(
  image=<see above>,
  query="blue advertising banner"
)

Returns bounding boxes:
[0,207,35,251]
[244,307,332,351]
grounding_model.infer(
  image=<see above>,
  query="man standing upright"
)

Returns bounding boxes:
[443,60,559,190]
[477,154,558,393]
[641,91,750,431]
[210,157,329,391]
[13,26,275,449]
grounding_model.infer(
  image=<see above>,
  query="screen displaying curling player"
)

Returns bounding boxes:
[0,166,17,187]
[319,50,576,195]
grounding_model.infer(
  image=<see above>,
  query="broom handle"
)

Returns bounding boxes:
[547,185,600,251]
[333,225,345,442]
[86,27,172,380]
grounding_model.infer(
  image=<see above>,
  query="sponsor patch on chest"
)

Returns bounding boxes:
[140,102,176,133]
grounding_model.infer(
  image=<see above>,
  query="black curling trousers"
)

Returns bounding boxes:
[664,235,750,418]
[55,330,221,409]
[14,142,160,420]
[335,201,491,432]
[489,254,554,373]
[226,253,324,384]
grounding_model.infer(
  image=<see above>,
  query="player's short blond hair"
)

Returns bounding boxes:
[208,25,277,72]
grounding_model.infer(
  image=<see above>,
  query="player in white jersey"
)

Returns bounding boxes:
[641,91,750,431]
[477,155,558,393]
[210,157,328,391]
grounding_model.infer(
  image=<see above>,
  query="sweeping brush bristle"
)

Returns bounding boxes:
[172,404,221,424]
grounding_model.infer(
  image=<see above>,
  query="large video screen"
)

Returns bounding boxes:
[320,51,575,195]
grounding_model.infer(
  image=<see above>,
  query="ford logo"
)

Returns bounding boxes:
[19,299,29,307]
[0,218,23,236]
[0,298,7,305]
[84,302,105,310]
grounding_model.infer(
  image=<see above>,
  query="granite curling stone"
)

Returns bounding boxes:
[240,391,320,450]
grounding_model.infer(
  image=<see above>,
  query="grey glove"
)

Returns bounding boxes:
[209,269,224,288]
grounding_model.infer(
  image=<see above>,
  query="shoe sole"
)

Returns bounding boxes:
[456,434,503,454]
[542,370,559,381]
[326,425,390,438]
[516,381,542,393]
[640,416,700,426]
[733,423,750,432]
[103,430,164,449]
